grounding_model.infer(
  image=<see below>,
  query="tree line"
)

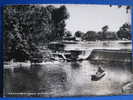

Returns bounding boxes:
[4,5,69,61]
[65,23,131,41]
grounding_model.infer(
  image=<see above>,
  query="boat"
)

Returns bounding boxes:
[91,71,106,81]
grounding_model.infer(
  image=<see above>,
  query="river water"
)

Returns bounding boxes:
[4,41,133,97]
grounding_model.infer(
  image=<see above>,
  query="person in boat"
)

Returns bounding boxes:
[91,66,105,81]
[96,66,104,75]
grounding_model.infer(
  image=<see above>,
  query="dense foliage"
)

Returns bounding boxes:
[4,5,69,61]
[117,23,131,40]
[82,31,97,41]
[74,31,84,38]
[81,24,131,41]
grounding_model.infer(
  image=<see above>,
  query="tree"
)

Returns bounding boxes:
[101,25,109,40]
[117,23,131,40]
[75,31,84,38]
[4,5,69,61]
[82,31,97,41]
[102,25,109,33]
[64,31,72,37]
[50,5,69,41]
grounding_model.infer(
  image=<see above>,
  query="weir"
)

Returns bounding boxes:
[87,49,132,62]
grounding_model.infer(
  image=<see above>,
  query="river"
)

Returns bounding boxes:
[4,41,133,97]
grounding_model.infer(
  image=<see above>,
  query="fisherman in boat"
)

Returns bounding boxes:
[96,66,104,74]
[91,66,105,81]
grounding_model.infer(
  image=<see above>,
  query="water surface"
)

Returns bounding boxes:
[4,41,133,97]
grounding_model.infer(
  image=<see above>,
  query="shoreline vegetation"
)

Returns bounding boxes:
[4,5,132,64]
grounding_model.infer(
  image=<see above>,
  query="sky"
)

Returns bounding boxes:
[43,4,131,34]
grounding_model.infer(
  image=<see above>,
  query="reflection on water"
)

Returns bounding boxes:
[4,61,133,97]
[4,64,69,97]
[4,41,133,97]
